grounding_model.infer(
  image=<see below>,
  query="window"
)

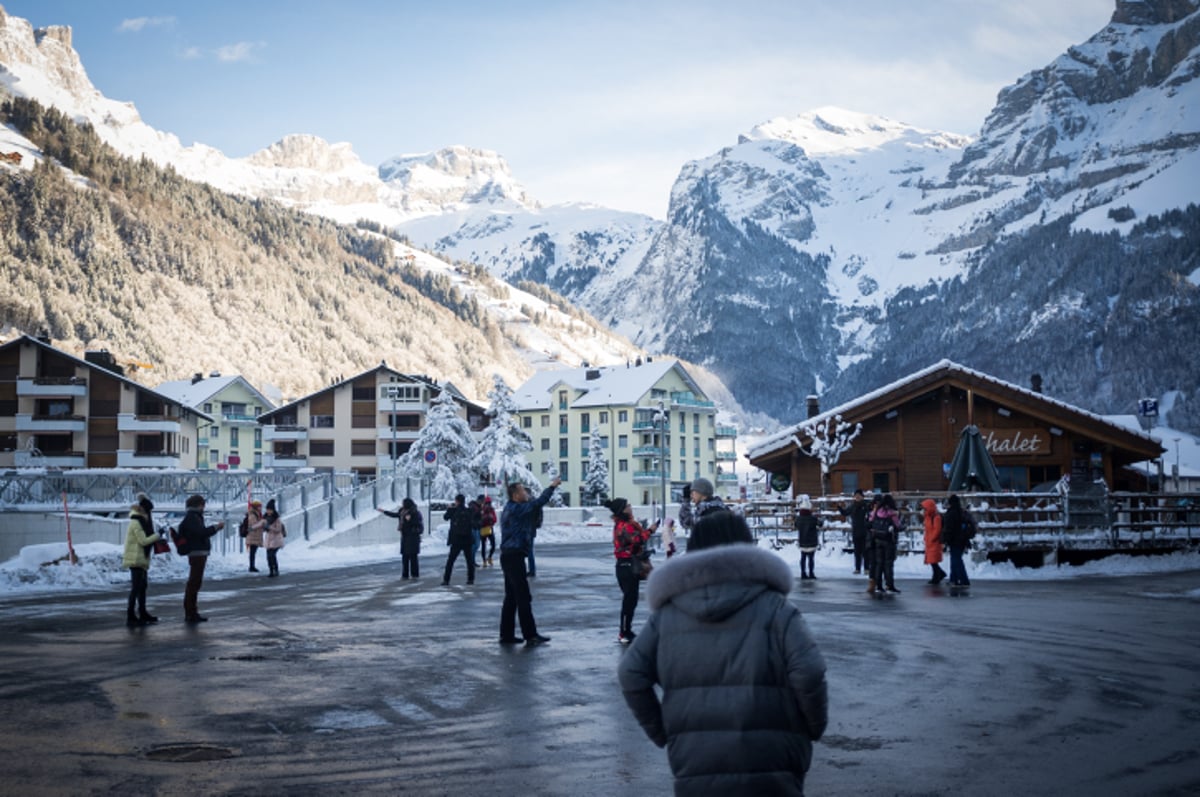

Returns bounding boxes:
[680,463,687,480]
[694,461,701,479]
[618,434,628,448]
[618,459,628,472]
[559,414,569,434]
[558,462,569,480]
[209,449,219,464]
[581,437,590,458]
[599,411,608,424]
[618,410,628,423]
[559,438,569,457]
[707,439,714,450]
[229,428,239,447]
[203,402,213,414]
[599,435,609,449]
[311,440,335,457]
[541,462,551,474]
[541,415,550,427]
[254,428,262,447]
[580,412,590,433]
[312,415,335,428]
[678,414,686,432]
[351,439,375,456]
[541,438,550,451]
[558,390,568,410]
[840,472,860,494]
[254,452,262,469]
[523,415,532,428]
[390,413,421,429]
[872,472,891,493]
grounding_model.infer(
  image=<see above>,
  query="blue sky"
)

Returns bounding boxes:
[6,1,1116,217]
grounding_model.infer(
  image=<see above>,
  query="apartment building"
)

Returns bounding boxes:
[0,334,209,469]
[512,359,738,507]
[156,373,275,471]
[257,363,487,477]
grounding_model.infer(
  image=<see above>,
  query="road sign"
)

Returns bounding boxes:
[423,450,437,465]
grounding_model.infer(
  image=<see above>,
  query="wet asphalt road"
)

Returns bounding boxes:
[1,544,1198,796]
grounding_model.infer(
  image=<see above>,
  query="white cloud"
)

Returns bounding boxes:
[116,16,175,34]
[215,41,265,63]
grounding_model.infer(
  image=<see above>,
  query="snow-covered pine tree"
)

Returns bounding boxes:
[397,389,479,499]
[582,426,610,505]
[469,375,541,493]
[792,411,863,496]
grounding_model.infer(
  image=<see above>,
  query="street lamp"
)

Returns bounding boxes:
[656,399,668,524]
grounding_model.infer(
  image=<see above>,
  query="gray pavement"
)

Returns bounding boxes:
[1,544,1198,796]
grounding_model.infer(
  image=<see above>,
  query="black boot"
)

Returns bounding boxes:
[138,610,158,624]
[127,609,144,627]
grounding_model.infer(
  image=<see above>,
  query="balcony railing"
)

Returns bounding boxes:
[715,425,738,438]
[632,470,665,484]
[14,450,86,468]
[670,392,715,409]
[632,445,663,457]
[15,414,86,432]
[264,453,307,469]
[715,450,738,460]
[263,425,308,441]
[716,472,739,484]
[117,414,181,433]
[376,427,421,440]
[631,420,659,431]
[221,412,260,425]
[16,377,87,397]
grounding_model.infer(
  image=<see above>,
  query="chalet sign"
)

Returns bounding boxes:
[979,428,1052,457]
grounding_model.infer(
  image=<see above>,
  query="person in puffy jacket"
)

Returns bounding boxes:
[380,497,424,578]
[921,498,947,585]
[122,493,164,627]
[262,499,285,578]
[242,500,265,572]
[618,510,828,796]
[867,494,903,594]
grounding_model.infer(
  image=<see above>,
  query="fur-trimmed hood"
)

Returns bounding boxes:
[646,544,793,621]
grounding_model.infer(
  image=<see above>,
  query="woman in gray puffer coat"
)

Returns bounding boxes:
[618,510,828,796]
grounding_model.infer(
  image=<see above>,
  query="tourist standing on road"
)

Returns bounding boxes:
[607,497,657,644]
[380,497,424,578]
[442,494,476,585]
[123,493,164,627]
[838,489,871,574]
[921,498,947,585]
[868,493,903,594]
[242,500,265,573]
[660,516,677,558]
[479,496,497,567]
[498,477,560,646]
[618,509,828,794]
[180,493,225,623]
[263,498,285,577]
[942,494,975,587]
[795,496,822,580]
[469,495,484,567]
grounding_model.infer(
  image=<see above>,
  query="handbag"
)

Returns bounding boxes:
[152,538,171,555]
[631,551,653,581]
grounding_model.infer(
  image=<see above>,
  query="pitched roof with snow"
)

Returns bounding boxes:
[748,359,1163,460]
[154,374,274,411]
[513,359,702,410]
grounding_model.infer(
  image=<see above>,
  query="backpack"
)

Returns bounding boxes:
[870,513,896,542]
[239,515,249,538]
[170,526,190,556]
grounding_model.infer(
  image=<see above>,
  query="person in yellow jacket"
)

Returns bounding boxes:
[123,493,164,627]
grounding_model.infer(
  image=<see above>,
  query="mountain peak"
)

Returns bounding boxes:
[246,134,370,174]
[747,107,970,156]
[378,145,539,213]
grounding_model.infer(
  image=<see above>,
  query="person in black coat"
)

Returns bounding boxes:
[794,498,823,580]
[942,494,975,587]
[380,497,424,579]
[180,493,224,623]
[838,489,871,574]
[442,494,476,585]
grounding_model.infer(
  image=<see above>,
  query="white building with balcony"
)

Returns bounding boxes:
[0,334,210,469]
[155,373,276,471]
[512,358,736,507]
[256,363,487,478]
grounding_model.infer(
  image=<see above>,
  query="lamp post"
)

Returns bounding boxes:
[657,399,668,524]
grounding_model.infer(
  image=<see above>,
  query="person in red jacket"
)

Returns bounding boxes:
[921,498,947,585]
[606,497,658,644]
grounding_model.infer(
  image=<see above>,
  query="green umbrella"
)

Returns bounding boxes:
[947,425,1003,492]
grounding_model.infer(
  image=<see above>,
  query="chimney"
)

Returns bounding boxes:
[36,329,51,344]
[1030,374,1043,394]
[209,371,220,378]
[585,369,601,381]
[84,349,124,376]
[806,395,820,418]
[192,373,204,384]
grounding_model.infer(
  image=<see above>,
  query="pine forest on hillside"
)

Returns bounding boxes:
[0,97,621,401]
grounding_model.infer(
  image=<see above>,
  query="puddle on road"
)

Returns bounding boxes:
[146,743,236,762]
[312,708,390,732]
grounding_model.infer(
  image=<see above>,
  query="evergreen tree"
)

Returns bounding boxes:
[470,374,541,492]
[397,390,478,499]
[582,426,610,505]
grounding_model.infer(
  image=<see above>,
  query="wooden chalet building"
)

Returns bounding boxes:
[748,360,1166,496]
